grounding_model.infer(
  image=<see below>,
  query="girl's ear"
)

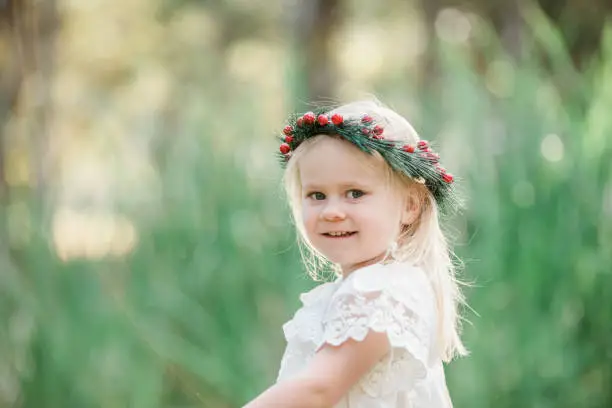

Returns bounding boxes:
[400,189,422,226]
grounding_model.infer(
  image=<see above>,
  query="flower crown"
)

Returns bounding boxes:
[277,109,459,212]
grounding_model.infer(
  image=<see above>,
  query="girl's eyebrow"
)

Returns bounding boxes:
[301,184,323,192]
[302,181,370,190]
[338,182,369,189]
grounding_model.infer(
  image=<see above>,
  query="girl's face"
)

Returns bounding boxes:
[298,137,416,276]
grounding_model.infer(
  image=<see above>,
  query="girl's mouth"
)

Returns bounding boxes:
[322,231,357,238]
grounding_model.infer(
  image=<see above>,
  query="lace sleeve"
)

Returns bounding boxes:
[318,263,435,396]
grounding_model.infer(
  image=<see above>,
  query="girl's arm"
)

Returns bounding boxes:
[243,330,390,408]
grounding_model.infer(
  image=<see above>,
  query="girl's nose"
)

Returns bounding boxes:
[320,200,346,221]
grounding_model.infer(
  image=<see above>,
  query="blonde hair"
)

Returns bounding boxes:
[282,99,467,362]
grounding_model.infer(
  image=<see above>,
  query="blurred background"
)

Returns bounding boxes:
[1,0,611,407]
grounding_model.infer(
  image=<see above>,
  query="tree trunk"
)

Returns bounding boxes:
[30,0,58,202]
[419,0,442,91]
[0,0,58,204]
[0,0,27,204]
[286,0,342,107]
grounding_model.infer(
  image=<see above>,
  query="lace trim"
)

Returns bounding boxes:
[282,282,339,344]
[319,290,429,397]
[279,264,433,398]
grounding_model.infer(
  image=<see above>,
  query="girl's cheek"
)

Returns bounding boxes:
[302,205,316,222]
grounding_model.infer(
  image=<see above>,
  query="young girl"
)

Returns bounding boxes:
[245,100,467,408]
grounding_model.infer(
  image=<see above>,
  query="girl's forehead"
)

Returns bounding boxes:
[297,137,388,186]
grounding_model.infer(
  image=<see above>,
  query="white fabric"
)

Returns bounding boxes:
[276,262,453,408]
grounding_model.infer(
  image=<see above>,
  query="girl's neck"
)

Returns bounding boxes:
[340,252,391,278]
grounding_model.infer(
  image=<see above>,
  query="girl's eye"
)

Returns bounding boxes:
[347,189,365,199]
[308,192,326,200]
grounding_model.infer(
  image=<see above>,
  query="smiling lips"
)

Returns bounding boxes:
[322,231,357,238]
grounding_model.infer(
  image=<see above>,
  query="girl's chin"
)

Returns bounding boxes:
[313,245,388,271]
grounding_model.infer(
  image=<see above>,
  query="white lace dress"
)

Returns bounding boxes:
[276,262,453,408]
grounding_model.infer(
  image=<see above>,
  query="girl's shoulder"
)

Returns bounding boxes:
[297,279,341,307]
[337,261,434,306]
[291,261,434,315]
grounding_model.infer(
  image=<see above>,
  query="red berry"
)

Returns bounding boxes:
[361,115,373,123]
[331,113,343,125]
[303,112,315,125]
[442,173,454,183]
[280,143,291,154]
[402,145,415,153]
[361,128,370,135]
[373,125,384,135]
[296,117,303,127]
[284,135,294,143]
[317,114,329,126]
[417,140,429,150]
[283,125,293,136]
